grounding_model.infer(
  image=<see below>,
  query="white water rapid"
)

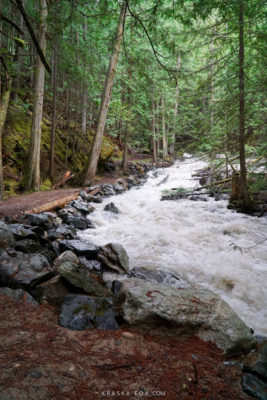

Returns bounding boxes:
[81,156,267,336]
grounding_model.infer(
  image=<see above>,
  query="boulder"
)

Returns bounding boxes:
[15,239,42,254]
[129,266,190,289]
[47,224,77,241]
[119,278,257,355]
[19,213,50,228]
[59,294,118,330]
[0,287,38,306]
[71,200,95,215]
[78,257,102,271]
[58,239,99,259]
[98,243,129,274]
[0,250,52,290]
[56,260,112,297]
[113,183,125,194]
[35,275,71,306]
[54,250,79,266]
[104,202,120,214]
[7,224,37,240]
[62,213,93,230]
[87,195,103,204]
[0,221,15,249]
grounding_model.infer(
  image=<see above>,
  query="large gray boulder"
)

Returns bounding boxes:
[0,249,52,290]
[119,278,256,355]
[98,243,129,274]
[55,259,112,298]
[0,221,15,249]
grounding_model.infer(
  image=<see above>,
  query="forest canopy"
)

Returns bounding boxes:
[0,0,266,208]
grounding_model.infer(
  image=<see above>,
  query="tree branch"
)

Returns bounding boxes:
[15,0,51,74]
[0,12,24,35]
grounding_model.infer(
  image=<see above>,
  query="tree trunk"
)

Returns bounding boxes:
[12,12,24,102]
[170,54,181,155]
[82,1,127,185]
[81,18,87,137]
[238,0,250,208]
[152,98,157,164]
[49,42,57,178]
[161,97,168,158]
[24,0,47,191]
[210,32,215,131]
[0,85,11,199]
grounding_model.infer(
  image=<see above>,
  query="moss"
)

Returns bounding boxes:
[40,177,52,191]
[3,179,20,199]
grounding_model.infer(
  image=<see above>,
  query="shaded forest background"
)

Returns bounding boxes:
[0,0,266,207]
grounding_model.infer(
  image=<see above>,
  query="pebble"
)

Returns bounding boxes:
[122,332,135,340]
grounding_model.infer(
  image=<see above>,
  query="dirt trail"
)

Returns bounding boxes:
[0,294,250,400]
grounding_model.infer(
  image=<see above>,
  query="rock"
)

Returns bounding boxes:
[15,239,42,254]
[101,184,116,197]
[56,261,112,297]
[62,213,94,230]
[19,213,50,228]
[58,239,99,259]
[34,275,70,306]
[243,341,267,382]
[119,278,256,355]
[78,257,102,271]
[71,200,95,215]
[47,224,77,241]
[7,224,37,240]
[0,221,15,249]
[242,373,267,400]
[98,243,129,274]
[0,250,52,290]
[104,202,120,214]
[79,190,88,200]
[129,266,190,288]
[113,183,125,194]
[126,175,139,186]
[59,294,118,331]
[54,250,79,266]
[0,287,38,306]
[87,195,103,203]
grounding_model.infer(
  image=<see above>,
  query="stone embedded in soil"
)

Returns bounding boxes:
[0,221,15,249]
[242,373,267,400]
[0,250,52,290]
[129,266,190,289]
[58,239,99,258]
[98,243,129,274]
[35,275,71,306]
[56,260,112,297]
[243,341,267,382]
[119,278,257,355]
[59,294,118,331]
[0,287,38,305]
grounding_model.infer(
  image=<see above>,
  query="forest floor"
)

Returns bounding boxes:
[0,293,251,400]
[0,153,152,218]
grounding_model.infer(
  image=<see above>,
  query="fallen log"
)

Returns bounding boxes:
[202,177,232,188]
[24,194,78,214]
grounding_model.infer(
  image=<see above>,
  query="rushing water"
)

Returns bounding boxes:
[81,156,267,336]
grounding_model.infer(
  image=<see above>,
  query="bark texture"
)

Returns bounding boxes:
[25,0,47,191]
[0,85,11,199]
[82,1,127,185]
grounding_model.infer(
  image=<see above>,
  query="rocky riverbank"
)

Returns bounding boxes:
[0,160,266,400]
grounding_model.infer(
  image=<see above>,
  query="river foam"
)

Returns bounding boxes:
[81,156,267,335]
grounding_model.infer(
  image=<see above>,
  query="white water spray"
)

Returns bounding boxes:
[81,156,267,336]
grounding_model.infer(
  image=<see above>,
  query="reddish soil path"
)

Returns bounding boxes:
[0,294,250,400]
[0,187,81,218]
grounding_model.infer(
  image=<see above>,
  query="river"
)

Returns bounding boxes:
[81,156,267,336]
